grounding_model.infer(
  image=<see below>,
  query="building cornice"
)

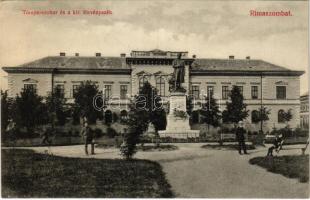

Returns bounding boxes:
[2,67,131,75]
[190,70,305,76]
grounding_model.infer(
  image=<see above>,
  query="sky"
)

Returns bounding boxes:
[0,0,308,94]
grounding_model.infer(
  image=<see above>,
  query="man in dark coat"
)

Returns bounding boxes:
[81,122,94,155]
[236,121,248,155]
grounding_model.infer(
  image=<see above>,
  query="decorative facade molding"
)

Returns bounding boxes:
[191,70,304,76]
[22,78,38,83]
[275,81,289,85]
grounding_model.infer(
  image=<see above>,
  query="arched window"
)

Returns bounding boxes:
[156,76,165,96]
[278,109,285,123]
[139,76,148,91]
[105,110,113,124]
[120,110,128,122]
[251,110,260,124]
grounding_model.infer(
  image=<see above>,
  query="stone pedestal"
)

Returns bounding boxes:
[159,92,200,139]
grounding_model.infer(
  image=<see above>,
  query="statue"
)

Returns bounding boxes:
[170,53,186,92]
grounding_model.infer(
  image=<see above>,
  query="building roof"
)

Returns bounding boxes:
[190,58,304,76]
[14,56,129,69]
[2,55,304,76]
[192,58,293,71]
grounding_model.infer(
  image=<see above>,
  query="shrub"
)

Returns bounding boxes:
[278,127,292,138]
[107,126,117,138]
[74,130,80,137]
[94,128,103,138]
[294,128,309,137]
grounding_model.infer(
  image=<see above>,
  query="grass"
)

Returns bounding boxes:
[201,144,255,150]
[249,155,309,183]
[1,149,174,198]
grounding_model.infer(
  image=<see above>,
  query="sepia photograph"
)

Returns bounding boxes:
[0,0,309,198]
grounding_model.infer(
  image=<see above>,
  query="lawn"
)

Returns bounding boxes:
[249,155,309,183]
[1,149,174,198]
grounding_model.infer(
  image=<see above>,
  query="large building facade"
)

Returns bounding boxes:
[3,49,304,132]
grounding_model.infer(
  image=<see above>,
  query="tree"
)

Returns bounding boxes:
[46,86,68,126]
[281,109,293,126]
[252,107,271,132]
[199,94,221,134]
[73,81,102,124]
[10,87,48,134]
[120,82,166,159]
[222,86,249,126]
[1,90,11,133]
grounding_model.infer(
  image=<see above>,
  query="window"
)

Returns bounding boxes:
[278,109,285,123]
[207,86,214,97]
[120,85,128,99]
[120,110,128,122]
[276,86,286,99]
[156,76,165,96]
[139,76,148,91]
[251,86,258,99]
[72,85,80,97]
[24,84,37,92]
[222,86,229,99]
[237,86,243,96]
[191,85,200,99]
[55,84,65,98]
[104,85,112,99]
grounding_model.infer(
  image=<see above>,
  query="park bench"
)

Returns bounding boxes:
[301,141,309,155]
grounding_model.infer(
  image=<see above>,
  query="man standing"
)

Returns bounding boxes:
[81,122,94,155]
[236,121,248,155]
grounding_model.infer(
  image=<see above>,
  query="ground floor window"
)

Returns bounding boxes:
[278,109,285,123]
[120,110,128,123]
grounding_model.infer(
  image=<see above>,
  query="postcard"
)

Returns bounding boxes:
[0,0,309,198]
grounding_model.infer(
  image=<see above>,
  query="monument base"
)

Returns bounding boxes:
[159,91,200,139]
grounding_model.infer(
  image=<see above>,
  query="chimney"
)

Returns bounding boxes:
[120,53,126,58]
[60,52,66,56]
[95,53,101,57]
[75,53,79,57]
[246,56,250,60]
[192,55,196,58]
[229,55,234,59]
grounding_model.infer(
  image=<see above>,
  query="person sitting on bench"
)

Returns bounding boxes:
[267,134,284,156]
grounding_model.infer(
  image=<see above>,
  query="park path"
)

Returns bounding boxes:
[7,143,309,198]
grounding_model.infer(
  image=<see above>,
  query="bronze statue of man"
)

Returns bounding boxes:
[172,53,185,91]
